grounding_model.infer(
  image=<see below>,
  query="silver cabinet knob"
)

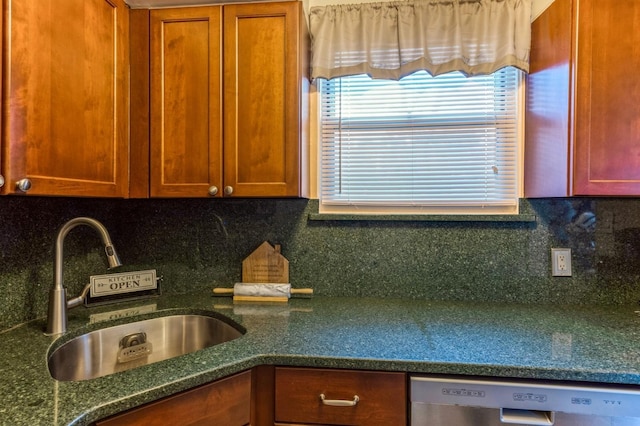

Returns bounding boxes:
[224,186,233,196]
[208,186,218,196]
[0,174,4,188]
[16,178,32,192]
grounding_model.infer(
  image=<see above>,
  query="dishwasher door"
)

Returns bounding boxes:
[411,376,640,426]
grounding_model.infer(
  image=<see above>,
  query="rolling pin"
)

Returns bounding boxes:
[213,283,313,302]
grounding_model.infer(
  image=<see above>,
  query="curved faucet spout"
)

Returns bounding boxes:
[46,217,122,335]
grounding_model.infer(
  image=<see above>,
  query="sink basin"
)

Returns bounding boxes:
[48,313,244,381]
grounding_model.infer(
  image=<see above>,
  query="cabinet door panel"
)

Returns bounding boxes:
[150,7,222,197]
[223,2,304,197]
[2,0,129,197]
[236,15,287,185]
[573,0,640,195]
[96,371,251,426]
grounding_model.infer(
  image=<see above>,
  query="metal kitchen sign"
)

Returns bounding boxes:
[90,269,158,297]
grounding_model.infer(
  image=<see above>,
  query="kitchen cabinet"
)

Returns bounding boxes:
[222,1,309,198]
[274,367,407,426]
[140,1,309,198]
[147,6,223,198]
[95,370,252,426]
[1,0,129,197]
[96,366,405,426]
[524,0,640,197]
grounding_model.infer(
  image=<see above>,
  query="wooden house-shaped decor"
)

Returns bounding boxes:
[242,241,289,283]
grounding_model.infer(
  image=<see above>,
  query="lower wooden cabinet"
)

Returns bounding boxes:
[94,367,407,426]
[274,367,407,426]
[96,370,251,426]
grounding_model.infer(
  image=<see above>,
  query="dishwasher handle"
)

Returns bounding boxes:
[500,408,555,425]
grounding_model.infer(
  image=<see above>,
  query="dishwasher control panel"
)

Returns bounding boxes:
[411,376,640,418]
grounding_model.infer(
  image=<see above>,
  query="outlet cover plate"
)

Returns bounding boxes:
[551,248,572,277]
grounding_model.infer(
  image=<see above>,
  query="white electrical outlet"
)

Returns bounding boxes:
[551,248,572,277]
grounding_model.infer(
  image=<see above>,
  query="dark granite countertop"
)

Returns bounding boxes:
[2,295,640,425]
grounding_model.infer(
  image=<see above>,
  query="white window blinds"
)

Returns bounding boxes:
[319,68,522,213]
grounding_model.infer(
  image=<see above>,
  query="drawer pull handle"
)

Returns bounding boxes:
[320,394,360,407]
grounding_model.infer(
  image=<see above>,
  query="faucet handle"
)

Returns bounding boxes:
[66,283,91,309]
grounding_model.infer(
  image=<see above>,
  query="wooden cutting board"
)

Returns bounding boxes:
[242,241,289,284]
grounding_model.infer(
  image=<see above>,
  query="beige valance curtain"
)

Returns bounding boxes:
[309,0,531,80]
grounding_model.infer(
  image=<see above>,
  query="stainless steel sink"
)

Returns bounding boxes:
[48,314,244,381]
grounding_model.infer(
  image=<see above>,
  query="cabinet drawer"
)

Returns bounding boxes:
[275,367,406,425]
[96,370,251,426]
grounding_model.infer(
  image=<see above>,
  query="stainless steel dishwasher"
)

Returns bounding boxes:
[411,376,640,425]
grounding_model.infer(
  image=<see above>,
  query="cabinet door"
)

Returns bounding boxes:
[223,1,308,197]
[150,7,222,198]
[525,0,640,197]
[573,0,640,195]
[1,0,129,197]
[96,370,252,426]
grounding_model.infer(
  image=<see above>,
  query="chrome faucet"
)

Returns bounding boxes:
[46,217,122,335]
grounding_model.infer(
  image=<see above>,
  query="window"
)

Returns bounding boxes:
[318,67,523,215]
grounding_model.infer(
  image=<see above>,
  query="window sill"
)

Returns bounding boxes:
[308,212,536,222]
[306,199,537,223]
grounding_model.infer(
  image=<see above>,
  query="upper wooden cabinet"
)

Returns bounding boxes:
[143,1,309,198]
[525,0,640,197]
[223,1,308,198]
[148,7,223,198]
[1,0,130,197]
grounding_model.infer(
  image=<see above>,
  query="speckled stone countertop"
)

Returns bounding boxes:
[2,295,640,425]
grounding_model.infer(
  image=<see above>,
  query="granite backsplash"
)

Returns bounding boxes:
[1,196,640,331]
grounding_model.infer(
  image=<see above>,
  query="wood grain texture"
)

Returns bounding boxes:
[149,7,222,197]
[0,0,3,191]
[2,0,129,197]
[251,365,276,426]
[524,0,573,197]
[274,367,407,426]
[525,0,640,196]
[242,242,289,283]
[233,295,289,303]
[223,1,307,197]
[297,1,311,199]
[573,0,640,195]
[129,9,151,198]
[96,370,252,426]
